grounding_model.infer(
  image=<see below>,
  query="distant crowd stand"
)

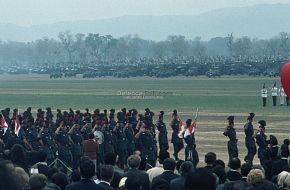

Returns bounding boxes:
[1,55,288,78]
[0,107,290,190]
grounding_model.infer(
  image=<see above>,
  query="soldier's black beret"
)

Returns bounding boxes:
[227,116,234,121]
[85,108,89,112]
[160,111,164,116]
[186,119,192,125]
[121,108,126,113]
[132,109,138,114]
[46,107,51,110]
[104,109,107,114]
[13,109,18,112]
[95,109,100,113]
[110,109,115,114]
[248,113,255,120]
[145,108,150,112]
[258,120,266,127]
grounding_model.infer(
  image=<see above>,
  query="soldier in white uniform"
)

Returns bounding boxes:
[261,83,267,107]
[279,86,285,106]
[271,82,278,106]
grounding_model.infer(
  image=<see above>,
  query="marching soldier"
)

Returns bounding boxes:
[69,123,83,169]
[155,111,169,153]
[171,110,184,160]
[113,117,127,169]
[135,122,157,167]
[244,113,257,165]
[255,120,270,169]
[55,121,72,167]
[39,124,55,164]
[102,121,115,155]
[125,122,135,157]
[223,116,238,161]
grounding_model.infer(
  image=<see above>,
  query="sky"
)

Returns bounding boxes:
[0,0,289,26]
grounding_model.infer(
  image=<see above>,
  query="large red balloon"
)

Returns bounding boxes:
[281,61,290,97]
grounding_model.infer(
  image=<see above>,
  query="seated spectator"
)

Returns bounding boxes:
[123,154,150,190]
[212,165,227,187]
[98,165,115,190]
[277,171,290,190]
[69,170,81,183]
[15,167,30,188]
[247,169,279,190]
[213,159,226,168]
[29,173,47,190]
[51,172,69,190]
[152,158,179,184]
[10,144,29,174]
[204,152,217,171]
[170,161,194,190]
[184,168,216,190]
[272,150,289,177]
[226,157,242,181]
[104,152,122,189]
[65,156,105,190]
[124,175,142,190]
[0,161,22,190]
[31,150,50,176]
[147,150,170,182]
[241,163,252,182]
[150,178,170,190]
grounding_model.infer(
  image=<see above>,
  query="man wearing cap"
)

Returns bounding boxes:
[255,120,270,168]
[261,83,267,107]
[244,113,257,165]
[69,123,84,169]
[271,82,278,106]
[156,111,169,153]
[170,110,184,160]
[38,124,55,164]
[223,116,238,161]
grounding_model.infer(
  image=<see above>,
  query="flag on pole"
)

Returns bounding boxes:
[178,118,183,132]
[15,115,21,136]
[1,113,9,135]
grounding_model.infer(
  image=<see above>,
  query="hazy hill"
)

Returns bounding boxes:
[0,3,289,42]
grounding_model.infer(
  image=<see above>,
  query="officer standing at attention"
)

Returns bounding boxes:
[170,110,184,160]
[255,120,270,169]
[261,83,267,107]
[155,111,169,153]
[69,123,83,169]
[223,116,238,161]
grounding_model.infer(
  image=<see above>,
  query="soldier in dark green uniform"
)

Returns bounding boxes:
[56,121,72,167]
[102,120,115,155]
[69,123,83,169]
[155,111,169,153]
[113,114,127,169]
[135,122,157,167]
[124,121,135,157]
[223,116,238,161]
[255,120,270,169]
[39,124,55,164]
[244,113,257,165]
[24,119,41,151]
[170,110,184,160]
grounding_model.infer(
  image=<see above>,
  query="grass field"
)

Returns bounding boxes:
[0,74,289,164]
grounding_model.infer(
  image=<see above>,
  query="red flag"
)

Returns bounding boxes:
[15,115,21,136]
[188,121,196,134]
[178,118,183,132]
[1,114,8,134]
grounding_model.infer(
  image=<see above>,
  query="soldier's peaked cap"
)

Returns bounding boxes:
[186,119,192,125]
[258,120,266,127]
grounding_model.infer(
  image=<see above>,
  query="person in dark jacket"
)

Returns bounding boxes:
[244,113,257,165]
[152,158,179,184]
[223,116,238,162]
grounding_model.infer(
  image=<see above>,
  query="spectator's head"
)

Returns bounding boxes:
[37,151,47,162]
[241,163,252,177]
[277,171,290,189]
[163,158,176,171]
[213,159,226,168]
[269,135,278,146]
[29,173,47,190]
[205,152,216,166]
[176,160,184,173]
[138,157,147,171]
[47,168,59,181]
[104,152,117,165]
[158,150,170,164]
[127,155,141,169]
[51,172,69,190]
[247,169,265,184]
[10,144,26,164]
[80,156,95,179]
[70,170,81,183]
[184,168,216,190]
[179,161,194,177]
[15,167,29,187]
[150,178,170,190]
[212,165,226,184]
[0,161,22,190]
[100,165,114,183]
[228,157,241,170]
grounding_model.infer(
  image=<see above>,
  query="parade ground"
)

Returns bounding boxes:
[0,74,289,164]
